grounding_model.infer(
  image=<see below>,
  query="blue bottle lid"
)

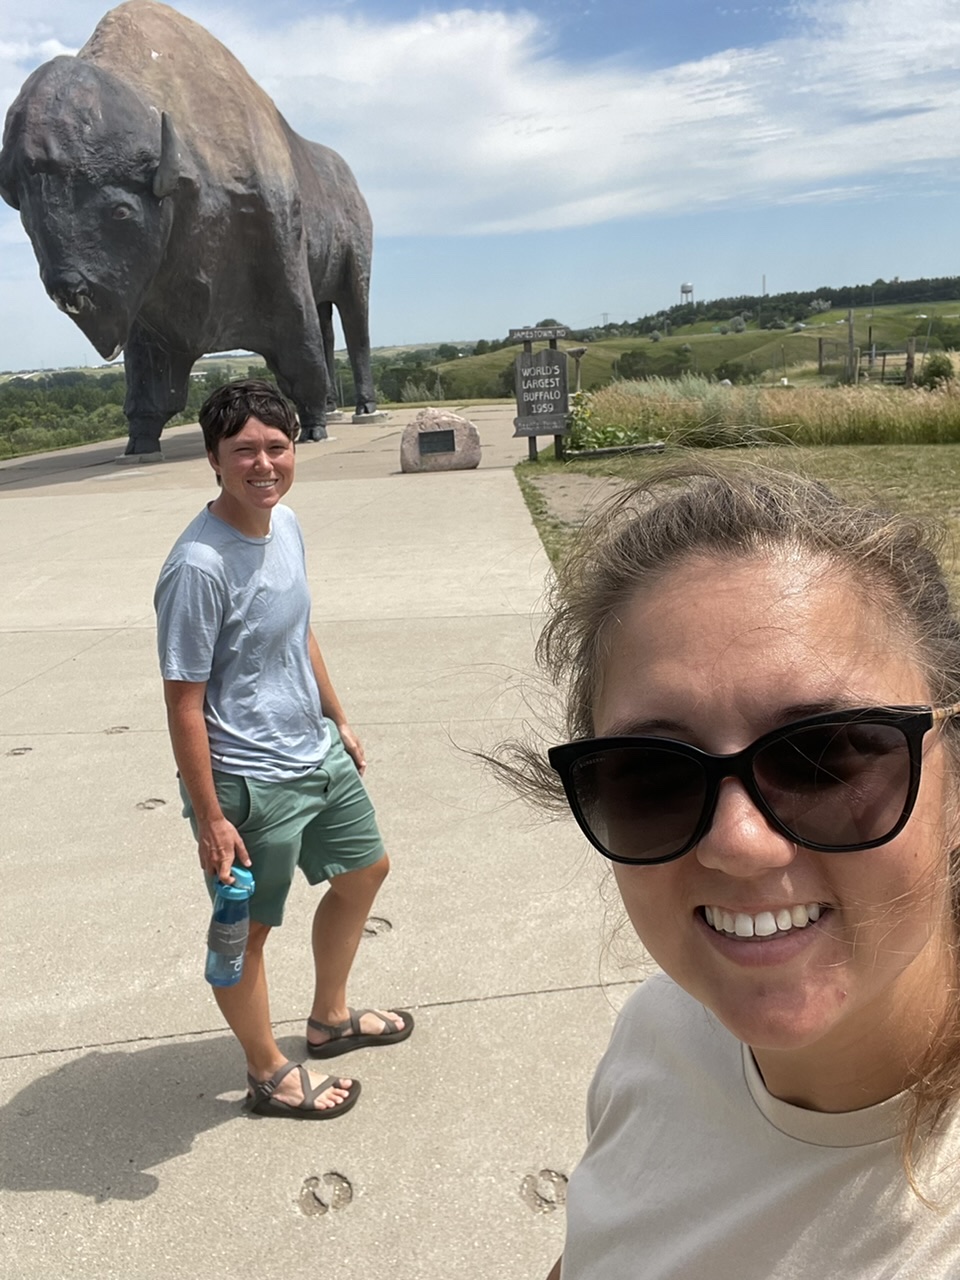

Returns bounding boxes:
[217,866,255,899]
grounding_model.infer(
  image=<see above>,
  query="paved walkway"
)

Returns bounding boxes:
[0,407,640,1280]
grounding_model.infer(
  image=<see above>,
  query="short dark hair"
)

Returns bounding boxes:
[199,379,298,455]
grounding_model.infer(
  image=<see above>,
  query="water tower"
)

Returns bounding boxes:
[681,282,694,306]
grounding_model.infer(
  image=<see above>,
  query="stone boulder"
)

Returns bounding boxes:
[400,407,481,473]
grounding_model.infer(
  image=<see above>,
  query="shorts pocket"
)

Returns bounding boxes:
[213,773,253,829]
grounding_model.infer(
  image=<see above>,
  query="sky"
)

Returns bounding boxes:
[1,0,959,371]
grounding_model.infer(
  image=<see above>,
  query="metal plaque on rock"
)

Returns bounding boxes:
[418,429,456,455]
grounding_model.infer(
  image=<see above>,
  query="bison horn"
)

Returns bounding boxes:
[152,112,181,199]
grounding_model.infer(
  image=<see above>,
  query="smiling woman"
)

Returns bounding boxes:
[498,463,960,1279]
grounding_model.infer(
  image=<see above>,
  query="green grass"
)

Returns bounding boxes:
[515,460,573,565]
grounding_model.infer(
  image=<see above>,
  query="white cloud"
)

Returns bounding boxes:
[0,39,73,61]
[2,0,959,237]
[184,0,960,235]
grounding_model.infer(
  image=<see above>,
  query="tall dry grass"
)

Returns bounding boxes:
[574,375,960,449]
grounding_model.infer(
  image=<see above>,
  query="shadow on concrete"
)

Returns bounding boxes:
[0,1033,255,1202]
[0,426,208,493]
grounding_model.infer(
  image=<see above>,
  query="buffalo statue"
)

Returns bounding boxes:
[0,0,379,453]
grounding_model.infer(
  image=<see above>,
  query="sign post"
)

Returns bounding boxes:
[510,326,570,461]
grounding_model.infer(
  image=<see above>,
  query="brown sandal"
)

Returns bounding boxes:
[306,1008,414,1058]
[245,1061,361,1119]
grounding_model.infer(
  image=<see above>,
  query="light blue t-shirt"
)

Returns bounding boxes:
[154,503,330,782]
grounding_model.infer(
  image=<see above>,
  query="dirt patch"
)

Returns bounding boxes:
[525,472,627,528]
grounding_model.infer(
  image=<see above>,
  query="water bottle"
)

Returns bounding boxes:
[205,867,255,987]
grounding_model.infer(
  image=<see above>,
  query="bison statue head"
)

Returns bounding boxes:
[0,57,184,360]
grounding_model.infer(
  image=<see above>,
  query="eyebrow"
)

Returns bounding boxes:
[598,700,868,741]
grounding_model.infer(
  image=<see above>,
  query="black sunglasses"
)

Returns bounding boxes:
[548,705,960,866]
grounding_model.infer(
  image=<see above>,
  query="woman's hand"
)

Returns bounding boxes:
[338,723,366,775]
[197,815,251,882]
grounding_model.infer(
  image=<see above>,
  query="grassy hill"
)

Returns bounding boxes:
[431,300,960,397]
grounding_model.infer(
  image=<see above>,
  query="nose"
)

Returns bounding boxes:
[43,270,92,316]
[694,777,797,876]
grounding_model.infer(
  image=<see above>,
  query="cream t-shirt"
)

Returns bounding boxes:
[561,973,960,1279]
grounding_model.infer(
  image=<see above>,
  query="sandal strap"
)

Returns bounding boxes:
[302,1071,345,1105]
[307,1008,366,1039]
[248,1062,347,1109]
[247,1060,298,1103]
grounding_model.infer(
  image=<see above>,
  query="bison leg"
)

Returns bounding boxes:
[318,302,339,414]
[123,329,194,455]
[336,284,377,416]
[263,339,330,444]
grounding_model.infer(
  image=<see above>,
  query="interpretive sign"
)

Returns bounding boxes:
[513,346,569,437]
[509,326,568,343]
[418,429,456,455]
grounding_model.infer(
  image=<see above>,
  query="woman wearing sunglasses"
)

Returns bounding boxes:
[511,465,960,1279]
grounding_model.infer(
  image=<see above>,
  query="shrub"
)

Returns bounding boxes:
[616,349,652,380]
[714,360,746,384]
[917,352,955,390]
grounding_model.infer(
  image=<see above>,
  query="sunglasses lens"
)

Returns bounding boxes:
[753,720,912,848]
[569,746,708,862]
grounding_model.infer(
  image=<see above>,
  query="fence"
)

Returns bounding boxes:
[818,336,917,385]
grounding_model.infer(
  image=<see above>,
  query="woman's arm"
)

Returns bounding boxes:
[163,678,251,881]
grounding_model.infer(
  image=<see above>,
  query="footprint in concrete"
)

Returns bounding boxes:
[298,1172,353,1217]
[520,1169,568,1214]
[104,725,130,735]
[136,798,166,811]
[362,916,392,938]
[6,746,32,757]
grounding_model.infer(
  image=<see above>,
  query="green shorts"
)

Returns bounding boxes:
[181,725,385,926]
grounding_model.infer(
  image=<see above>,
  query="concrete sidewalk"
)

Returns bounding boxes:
[0,406,641,1280]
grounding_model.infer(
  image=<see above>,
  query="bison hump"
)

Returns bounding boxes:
[80,1,298,195]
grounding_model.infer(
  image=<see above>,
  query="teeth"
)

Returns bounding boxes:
[734,913,753,938]
[754,911,777,937]
[704,903,824,938]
